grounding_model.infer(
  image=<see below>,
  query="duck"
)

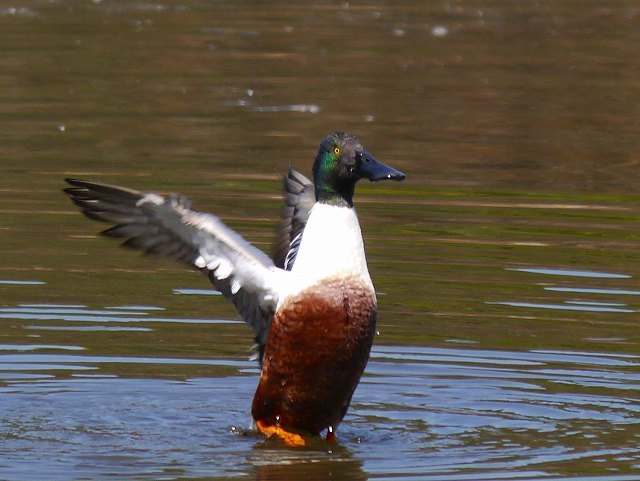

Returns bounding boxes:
[63,131,406,446]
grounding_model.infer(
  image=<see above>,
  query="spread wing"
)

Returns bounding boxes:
[64,178,286,360]
[273,168,315,270]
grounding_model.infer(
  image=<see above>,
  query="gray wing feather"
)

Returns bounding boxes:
[274,168,315,270]
[64,178,280,360]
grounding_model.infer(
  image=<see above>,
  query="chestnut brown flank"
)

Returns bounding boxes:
[252,276,377,435]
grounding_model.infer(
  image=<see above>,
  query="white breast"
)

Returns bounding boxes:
[277,203,374,302]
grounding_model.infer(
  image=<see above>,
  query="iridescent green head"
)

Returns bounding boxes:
[312,132,405,207]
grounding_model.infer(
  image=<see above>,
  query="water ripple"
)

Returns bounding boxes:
[1,343,638,479]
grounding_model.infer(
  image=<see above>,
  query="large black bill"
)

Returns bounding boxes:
[358,151,406,182]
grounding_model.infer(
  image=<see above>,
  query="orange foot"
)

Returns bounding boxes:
[256,419,306,447]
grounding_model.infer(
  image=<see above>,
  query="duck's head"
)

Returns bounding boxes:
[312,132,406,206]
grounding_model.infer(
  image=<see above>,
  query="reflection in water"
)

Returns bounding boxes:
[248,443,366,481]
[496,266,640,313]
[546,287,640,296]
[0,304,242,324]
[24,325,152,332]
[0,280,46,285]
[491,301,634,313]
[0,344,84,351]
[173,288,221,296]
[507,268,632,279]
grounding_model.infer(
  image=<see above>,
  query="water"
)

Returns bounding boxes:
[2,1,640,480]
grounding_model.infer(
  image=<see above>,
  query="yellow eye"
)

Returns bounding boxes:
[333,147,340,155]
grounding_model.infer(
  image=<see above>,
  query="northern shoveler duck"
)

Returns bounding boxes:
[64,132,406,446]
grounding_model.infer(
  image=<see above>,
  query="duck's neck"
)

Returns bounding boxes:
[315,187,354,208]
[313,170,355,207]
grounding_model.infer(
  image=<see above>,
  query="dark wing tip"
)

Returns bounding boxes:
[63,178,88,200]
[64,178,100,192]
